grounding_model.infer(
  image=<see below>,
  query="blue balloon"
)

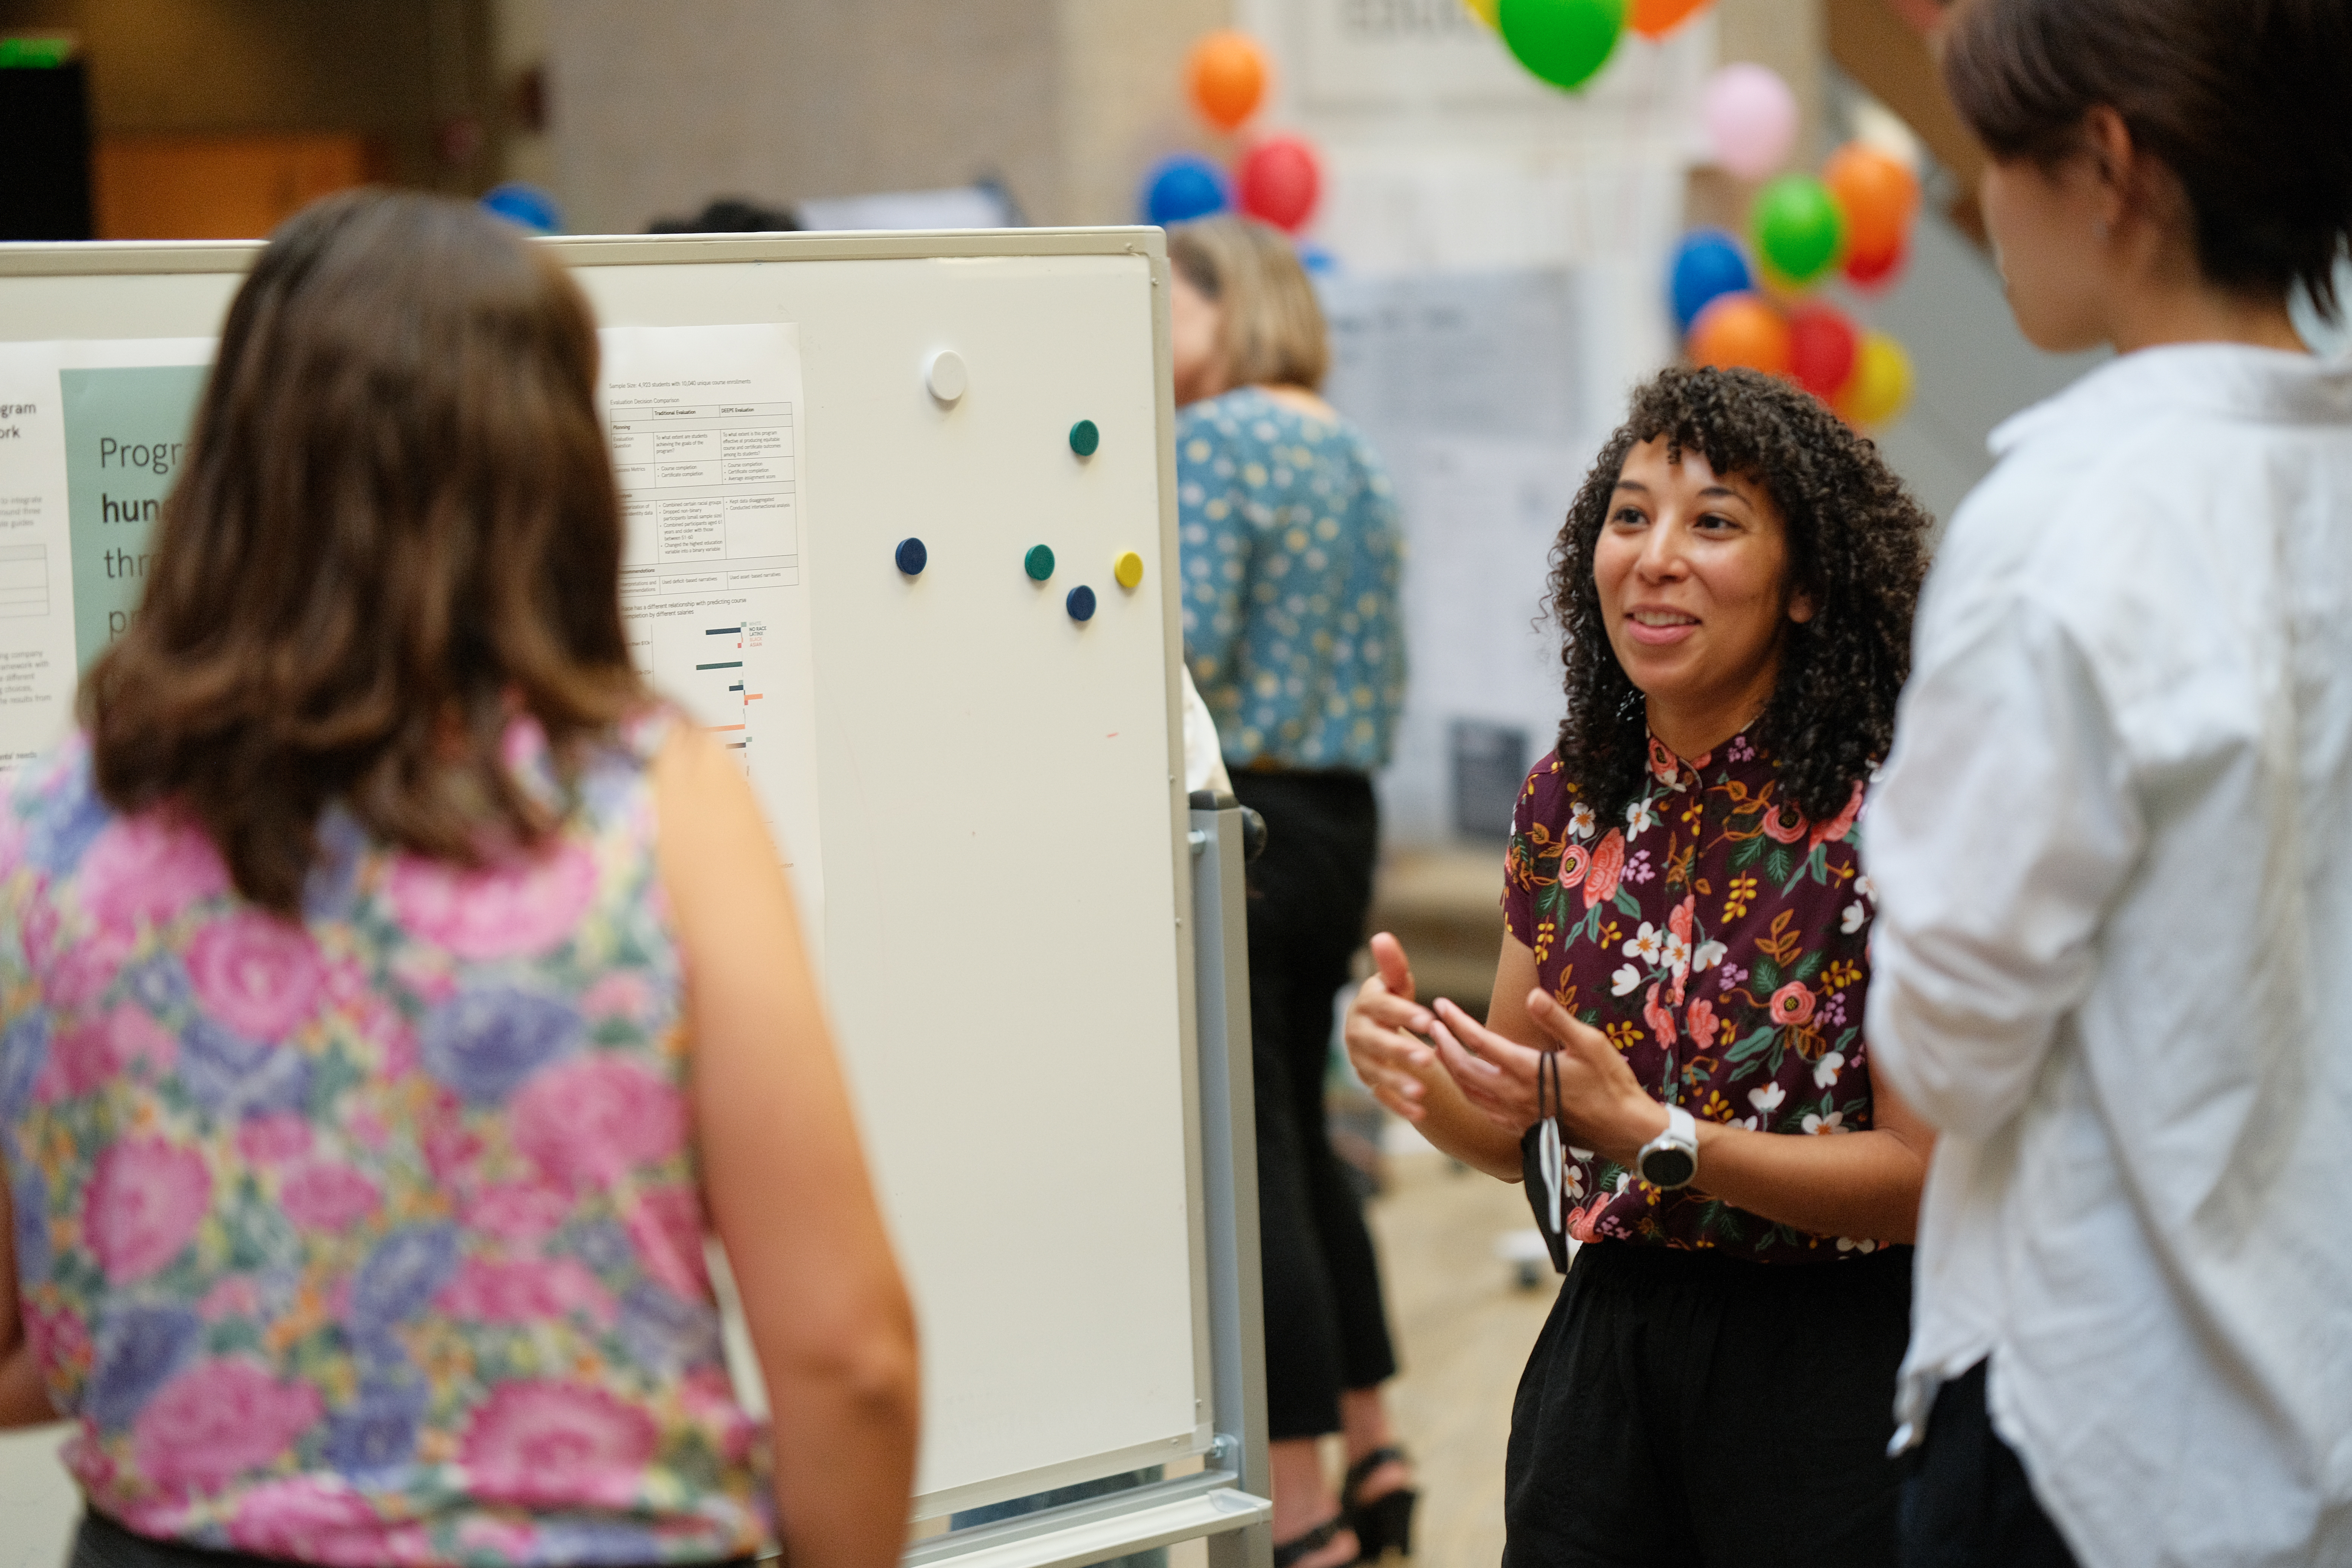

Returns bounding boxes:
[1143,156,1230,228]
[481,182,562,235]
[1669,229,1754,334]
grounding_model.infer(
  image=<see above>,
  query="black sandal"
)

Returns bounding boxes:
[1341,1446,1418,1561]
[1272,1514,1360,1568]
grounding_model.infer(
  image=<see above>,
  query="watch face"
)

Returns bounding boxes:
[1641,1147,1696,1189]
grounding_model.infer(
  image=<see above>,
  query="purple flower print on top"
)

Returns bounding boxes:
[84,1306,204,1431]
[420,987,582,1107]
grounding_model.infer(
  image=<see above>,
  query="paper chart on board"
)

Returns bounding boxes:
[0,338,216,784]
[598,322,824,926]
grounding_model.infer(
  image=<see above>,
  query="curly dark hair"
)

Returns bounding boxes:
[1548,365,1929,827]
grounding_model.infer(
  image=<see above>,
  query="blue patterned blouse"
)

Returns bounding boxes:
[1176,388,1407,772]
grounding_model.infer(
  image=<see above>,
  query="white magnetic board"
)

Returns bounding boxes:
[0,228,1207,1527]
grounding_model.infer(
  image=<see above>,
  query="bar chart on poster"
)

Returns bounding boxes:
[603,322,823,918]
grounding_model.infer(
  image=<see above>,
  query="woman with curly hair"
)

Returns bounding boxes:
[1345,364,1934,1565]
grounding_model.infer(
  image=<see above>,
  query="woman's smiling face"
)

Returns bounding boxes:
[1593,436,1811,754]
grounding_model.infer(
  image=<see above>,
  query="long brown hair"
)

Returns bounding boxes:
[84,189,647,915]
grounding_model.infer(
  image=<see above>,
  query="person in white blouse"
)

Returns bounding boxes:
[1860,2,2352,1566]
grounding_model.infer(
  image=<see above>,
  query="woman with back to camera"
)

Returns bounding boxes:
[0,191,920,1568]
[1347,366,1935,1566]
[1858,2,2352,1564]
[1167,216,1412,1568]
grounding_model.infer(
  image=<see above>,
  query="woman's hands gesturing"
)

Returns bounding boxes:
[1426,991,1669,1171]
[1343,934,1438,1121]
[1342,934,1522,1180]
[1344,931,1667,1180]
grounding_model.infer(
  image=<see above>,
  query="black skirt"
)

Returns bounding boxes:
[1504,1240,1914,1568]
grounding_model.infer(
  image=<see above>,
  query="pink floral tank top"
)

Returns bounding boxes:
[0,719,770,1565]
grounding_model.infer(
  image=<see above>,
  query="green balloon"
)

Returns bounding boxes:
[1752,175,1847,285]
[1499,0,1628,92]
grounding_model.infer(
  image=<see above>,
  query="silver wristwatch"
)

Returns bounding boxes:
[1636,1105,1700,1190]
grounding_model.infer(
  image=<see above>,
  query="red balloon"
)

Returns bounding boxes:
[1786,303,1860,400]
[1237,136,1322,232]
[1844,237,1908,291]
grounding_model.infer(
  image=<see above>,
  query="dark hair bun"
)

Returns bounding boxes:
[1943,0,2352,321]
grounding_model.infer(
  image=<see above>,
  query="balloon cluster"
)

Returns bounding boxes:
[1671,65,1921,429]
[1140,32,1326,236]
[1467,0,1716,95]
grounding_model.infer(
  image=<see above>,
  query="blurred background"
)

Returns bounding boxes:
[2,3,2329,1564]
[0,3,2104,894]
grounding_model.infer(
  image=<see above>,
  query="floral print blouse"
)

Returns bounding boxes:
[1500,731,1881,1263]
[0,718,769,1565]
[1177,387,1407,772]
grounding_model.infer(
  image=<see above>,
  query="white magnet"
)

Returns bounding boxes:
[926,349,968,404]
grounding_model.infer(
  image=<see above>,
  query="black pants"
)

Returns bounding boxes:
[1232,770,1398,1441]
[1899,1361,2081,1568]
[71,1514,299,1568]
[1504,1240,1914,1568]
[71,1511,757,1568]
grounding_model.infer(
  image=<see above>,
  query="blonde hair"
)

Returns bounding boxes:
[1167,216,1330,392]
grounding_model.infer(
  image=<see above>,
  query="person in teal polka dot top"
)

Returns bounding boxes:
[1172,294,1405,770]
[1168,216,1413,1568]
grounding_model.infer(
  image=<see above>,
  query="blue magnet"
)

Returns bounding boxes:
[1066,585,1097,622]
[895,537,928,575]
[1069,419,1100,458]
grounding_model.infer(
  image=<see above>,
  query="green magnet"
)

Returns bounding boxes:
[1024,544,1056,581]
[1068,419,1100,458]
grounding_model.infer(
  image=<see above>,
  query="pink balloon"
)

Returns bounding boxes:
[1701,63,1798,182]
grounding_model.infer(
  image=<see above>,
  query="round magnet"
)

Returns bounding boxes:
[926,349,968,404]
[895,537,928,576]
[1114,550,1144,589]
[1024,544,1056,581]
[1068,419,1100,458]
[1067,585,1097,622]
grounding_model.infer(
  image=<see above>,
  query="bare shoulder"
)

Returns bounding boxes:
[652,719,756,824]
[650,718,784,891]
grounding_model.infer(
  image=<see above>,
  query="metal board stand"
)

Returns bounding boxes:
[902,798,1272,1568]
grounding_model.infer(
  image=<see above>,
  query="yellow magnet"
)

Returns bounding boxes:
[1114,550,1145,589]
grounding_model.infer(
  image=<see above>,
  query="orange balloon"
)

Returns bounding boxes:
[1630,0,1710,38]
[1824,143,1919,270]
[1187,31,1269,132]
[1688,292,1791,375]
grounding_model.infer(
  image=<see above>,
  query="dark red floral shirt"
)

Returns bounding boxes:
[1501,729,1882,1262]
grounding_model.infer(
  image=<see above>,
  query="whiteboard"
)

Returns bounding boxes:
[0,228,1208,1524]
